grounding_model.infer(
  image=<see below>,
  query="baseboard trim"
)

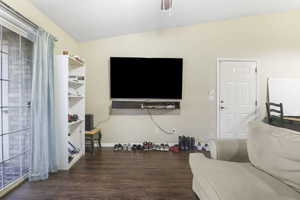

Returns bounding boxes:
[0,175,27,198]
[101,143,115,147]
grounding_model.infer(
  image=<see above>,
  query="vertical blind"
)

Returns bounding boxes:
[0,1,35,189]
[0,24,33,189]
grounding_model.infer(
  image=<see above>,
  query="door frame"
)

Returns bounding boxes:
[216,58,260,139]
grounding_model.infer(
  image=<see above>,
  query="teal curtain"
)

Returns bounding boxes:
[30,28,58,181]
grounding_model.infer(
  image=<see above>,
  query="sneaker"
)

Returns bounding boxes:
[149,142,153,151]
[68,141,80,154]
[184,137,189,151]
[118,144,123,151]
[160,144,165,151]
[137,144,142,151]
[113,144,119,151]
[155,144,160,151]
[132,144,137,151]
[157,144,161,151]
[123,144,127,151]
[202,143,209,152]
[152,144,156,151]
[178,136,183,150]
[170,145,180,153]
[180,136,186,151]
[191,137,196,151]
[186,137,191,151]
[143,142,148,151]
[68,156,74,163]
[153,144,158,151]
[164,144,170,152]
[127,143,132,151]
[196,142,202,151]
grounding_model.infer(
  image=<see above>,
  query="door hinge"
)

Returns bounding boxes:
[255,100,258,106]
[255,67,258,73]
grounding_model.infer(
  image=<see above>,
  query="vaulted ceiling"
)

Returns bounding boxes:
[30,0,300,42]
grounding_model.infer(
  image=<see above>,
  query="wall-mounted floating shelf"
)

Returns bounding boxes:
[68,119,84,126]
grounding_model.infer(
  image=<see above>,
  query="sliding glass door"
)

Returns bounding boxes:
[0,26,33,189]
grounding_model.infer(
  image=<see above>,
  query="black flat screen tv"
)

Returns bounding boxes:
[110,57,183,99]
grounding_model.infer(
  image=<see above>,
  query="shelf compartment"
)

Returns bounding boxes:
[69,75,85,78]
[69,56,84,67]
[68,130,81,136]
[68,96,84,99]
[69,125,82,134]
[69,80,84,88]
[68,120,83,126]
[68,152,82,169]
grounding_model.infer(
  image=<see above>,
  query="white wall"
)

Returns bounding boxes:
[4,1,300,145]
[79,10,300,144]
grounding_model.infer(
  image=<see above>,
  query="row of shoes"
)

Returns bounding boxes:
[168,142,210,153]
[142,142,170,151]
[196,142,209,152]
[178,136,196,151]
[178,136,210,152]
[113,142,170,152]
[113,139,210,153]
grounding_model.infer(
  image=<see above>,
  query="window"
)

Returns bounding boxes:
[0,26,33,189]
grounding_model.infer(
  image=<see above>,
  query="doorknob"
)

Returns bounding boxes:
[220,106,225,110]
[220,100,224,103]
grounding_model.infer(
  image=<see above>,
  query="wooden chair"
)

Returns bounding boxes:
[266,102,300,123]
[265,102,300,132]
[85,128,102,154]
[265,102,283,124]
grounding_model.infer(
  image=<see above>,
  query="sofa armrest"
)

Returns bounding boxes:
[209,139,249,162]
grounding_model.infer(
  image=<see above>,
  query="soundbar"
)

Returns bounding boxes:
[140,104,175,110]
[111,101,180,110]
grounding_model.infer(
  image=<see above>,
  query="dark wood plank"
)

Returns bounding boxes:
[3,148,198,200]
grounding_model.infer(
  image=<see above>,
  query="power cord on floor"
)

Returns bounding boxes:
[93,105,175,136]
[94,103,112,128]
[146,109,175,135]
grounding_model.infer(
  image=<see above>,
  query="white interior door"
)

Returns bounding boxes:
[218,60,258,139]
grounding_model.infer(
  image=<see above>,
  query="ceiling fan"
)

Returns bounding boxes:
[161,0,173,12]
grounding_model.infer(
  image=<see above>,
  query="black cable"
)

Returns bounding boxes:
[93,106,175,136]
[94,115,111,128]
[146,109,174,135]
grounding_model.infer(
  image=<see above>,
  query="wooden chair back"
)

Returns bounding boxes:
[265,102,283,123]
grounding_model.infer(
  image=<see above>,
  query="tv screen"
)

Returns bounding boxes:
[110,57,183,99]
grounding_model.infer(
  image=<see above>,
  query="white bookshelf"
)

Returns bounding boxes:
[54,55,86,170]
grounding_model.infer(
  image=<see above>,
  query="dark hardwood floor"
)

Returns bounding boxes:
[3,148,198,200]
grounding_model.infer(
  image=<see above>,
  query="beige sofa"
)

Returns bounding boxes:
[189,122,300,200]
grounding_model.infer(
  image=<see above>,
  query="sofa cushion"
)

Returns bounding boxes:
[190,153,300,200]
[248,121,300,193]
[209,139,249,162]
